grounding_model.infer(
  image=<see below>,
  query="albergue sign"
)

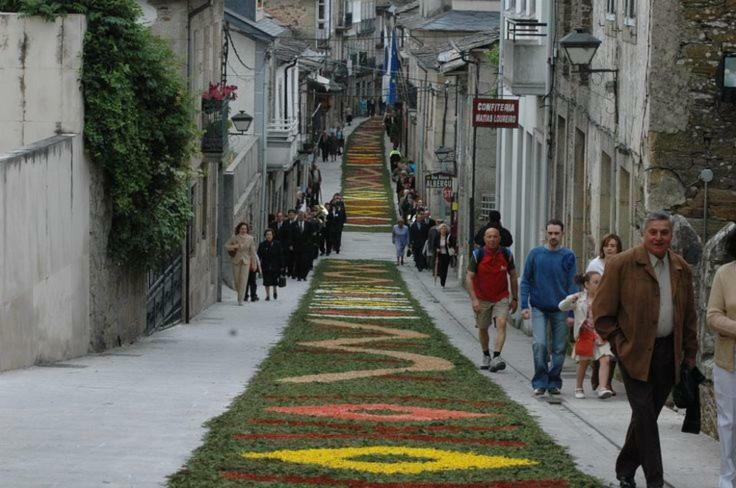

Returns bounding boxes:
[472,98,519,128]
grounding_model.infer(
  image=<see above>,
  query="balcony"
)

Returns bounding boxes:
[267,117,301,171]
[501,17,548,96]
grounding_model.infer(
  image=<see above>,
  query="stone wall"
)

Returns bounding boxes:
[696,221,736,438]
[0,135,91,371]
[648,0,736,234]
[88,163,147,352]
[265,0,315,38]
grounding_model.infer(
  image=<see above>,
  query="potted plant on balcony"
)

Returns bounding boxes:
[201,82,238,113]
[201,83,238,153]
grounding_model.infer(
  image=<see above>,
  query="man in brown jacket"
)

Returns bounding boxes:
[594,211,698,488]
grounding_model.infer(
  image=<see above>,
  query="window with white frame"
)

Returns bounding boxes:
[504,0,515,11]
[624,0,636,25]
[606,0,615,19]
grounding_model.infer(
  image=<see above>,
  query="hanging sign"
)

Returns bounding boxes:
[472,98,519,128]
[425,173,453,189]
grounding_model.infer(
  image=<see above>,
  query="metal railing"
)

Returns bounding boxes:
[267,117,299,136]
[505,17,547,41]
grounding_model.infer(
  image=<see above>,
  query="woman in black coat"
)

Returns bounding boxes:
[432,223,457,288]
[257,229,284,301]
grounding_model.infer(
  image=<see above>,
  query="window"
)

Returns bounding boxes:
[606,0,615,19]
[624,0,636,25]
[505,0,515,11]
[201,172,208,240]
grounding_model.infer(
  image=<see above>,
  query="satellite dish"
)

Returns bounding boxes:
[137,0,158,27]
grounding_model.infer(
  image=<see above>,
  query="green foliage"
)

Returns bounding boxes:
[486,44,500,66]
[0,0,198,269]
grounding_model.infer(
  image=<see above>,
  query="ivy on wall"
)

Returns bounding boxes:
[1,0,198,270]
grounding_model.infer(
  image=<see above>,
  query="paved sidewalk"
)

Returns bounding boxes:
[399,266,721,488]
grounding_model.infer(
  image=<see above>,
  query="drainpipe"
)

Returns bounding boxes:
[417,67,429,197]
[258,41,271,239]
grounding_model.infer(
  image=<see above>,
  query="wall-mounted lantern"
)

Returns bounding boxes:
[231,111,254,134]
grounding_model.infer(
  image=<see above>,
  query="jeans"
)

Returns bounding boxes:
[531,308,568,390]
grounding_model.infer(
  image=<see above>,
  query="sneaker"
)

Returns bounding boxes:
[548,387,561,395]
[489,356,506,372]
[533,388,546,397]
[597,388,613,400]
[574,388,585,399]
[480,355,491,370]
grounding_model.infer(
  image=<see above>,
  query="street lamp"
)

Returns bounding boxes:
[559,29,601,67]
[231,110,253,134]
[559,28,619,123]
[434,146,456,174]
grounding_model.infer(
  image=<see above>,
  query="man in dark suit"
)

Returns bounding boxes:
[330,193,347,254]
[594,211,698,488]
[291,211,315,281]
[409,211,431,271]
[285,209,298,278]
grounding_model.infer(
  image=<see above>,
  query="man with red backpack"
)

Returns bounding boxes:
[466,226,519,371]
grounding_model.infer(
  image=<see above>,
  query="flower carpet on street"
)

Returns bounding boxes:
[342,118,396,232]
[168,260,601,487]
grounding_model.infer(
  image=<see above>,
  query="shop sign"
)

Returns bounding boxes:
[472,98,519,128]
[425,173,453,189]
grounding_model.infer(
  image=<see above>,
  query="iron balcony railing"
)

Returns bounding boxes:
[201,98,229,154]
[505,17,548,41]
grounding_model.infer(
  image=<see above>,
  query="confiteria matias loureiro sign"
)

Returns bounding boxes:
[472,98,519,128]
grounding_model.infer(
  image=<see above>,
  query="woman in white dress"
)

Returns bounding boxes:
[586,233,623,393]
[586,233,622,275]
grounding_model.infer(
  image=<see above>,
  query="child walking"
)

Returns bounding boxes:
[559,271,614,399]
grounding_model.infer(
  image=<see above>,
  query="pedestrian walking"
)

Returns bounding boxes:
[426,220,441,273]
[392,218,410,265]
[245,254,260,302]
[330,193,347,253]
[474,210,513,248]
[587,233,623,394]
[224,222,258,305]
[290,211,313,281]
[273,211,290,245]
[520,219,577,396]
[432,223,456,287]
[337,126,344,155]
[285,209,298,278]
[594,211,698,488]
[587,233,623,275]
[559,271,614,399]
[308,162,322,207]
[328,130,338,162]
[706,226,736,488]
[409,212,429,270]
[257,229,284,301]
[466,226,519,372]
[318,131,329,163]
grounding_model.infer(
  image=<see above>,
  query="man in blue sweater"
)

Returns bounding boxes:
[520,219,578,396]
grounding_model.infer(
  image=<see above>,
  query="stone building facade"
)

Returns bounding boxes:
[552,0,736,435]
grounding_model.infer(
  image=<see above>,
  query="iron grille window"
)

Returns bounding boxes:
[624,0,636,24]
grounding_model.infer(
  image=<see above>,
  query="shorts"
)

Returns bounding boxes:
[475,297,510,329]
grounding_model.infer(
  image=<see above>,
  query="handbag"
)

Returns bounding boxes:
[227,249,236,258]
[407,248,412,257]
[278,275,287,288]
[574,327,596,357]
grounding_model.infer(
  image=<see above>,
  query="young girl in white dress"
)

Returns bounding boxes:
[559,271,614,399]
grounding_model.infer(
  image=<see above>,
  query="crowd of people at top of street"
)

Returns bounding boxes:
[388,143,461,289]
[225,192,347,304]
[464,208,736,488]
[316,126,345,164]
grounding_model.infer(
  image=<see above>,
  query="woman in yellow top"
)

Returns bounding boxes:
[707,226,736,488]
[225,222,259,305]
